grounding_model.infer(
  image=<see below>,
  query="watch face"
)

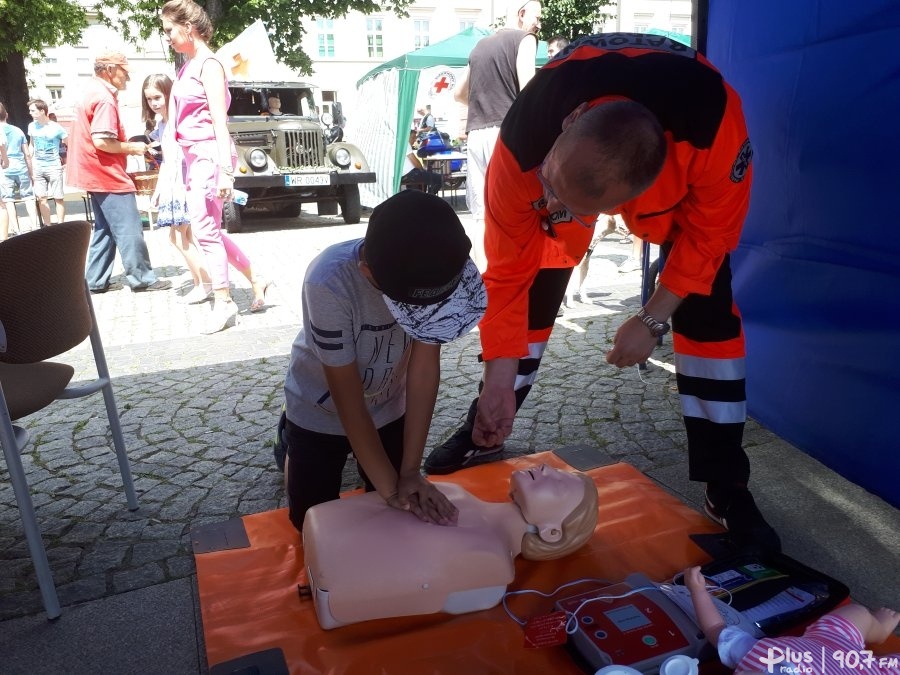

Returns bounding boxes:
[651,323,670,337]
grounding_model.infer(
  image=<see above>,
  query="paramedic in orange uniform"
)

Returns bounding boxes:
[425,33,779,553]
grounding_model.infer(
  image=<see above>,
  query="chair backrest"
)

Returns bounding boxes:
[0,220,93,364]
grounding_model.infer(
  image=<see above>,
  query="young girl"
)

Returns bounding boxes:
[142,73,211,305]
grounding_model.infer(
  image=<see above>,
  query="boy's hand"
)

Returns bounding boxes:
[393,473,458,526]
[684,566,707,593]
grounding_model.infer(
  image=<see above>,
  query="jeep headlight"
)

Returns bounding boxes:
[246,148,268,171]
[330,147,352,168]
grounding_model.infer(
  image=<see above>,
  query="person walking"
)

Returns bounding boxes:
[161,0,271,333]
[27,99,68,225]
[142,73,213,305]
[426,34,780,554]
[66,51,171,294]
[0,103,39,239]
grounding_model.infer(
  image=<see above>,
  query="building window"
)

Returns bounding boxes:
[671,15,691,36]
[366,18,383,58]
[321,90,337,116]
[48,87,64,101]
[44,57,58,64]
[414,19,430,49]
[459,20,475,31]
[634,13,652,33]
[317,19,335,57]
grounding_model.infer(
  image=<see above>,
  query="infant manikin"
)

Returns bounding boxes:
[303,464,599,629]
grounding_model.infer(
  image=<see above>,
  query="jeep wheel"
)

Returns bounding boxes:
[223,201,243,233]
[317,201,339,216]
[339,185,361,224]
[276,200,302,218]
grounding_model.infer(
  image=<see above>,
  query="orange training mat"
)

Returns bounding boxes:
[196,454,724,674]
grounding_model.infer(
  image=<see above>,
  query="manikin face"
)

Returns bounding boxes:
[510,464,584,543]
[144,85,167,121]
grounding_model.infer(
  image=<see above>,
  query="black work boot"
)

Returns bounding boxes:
[705,482,782,554]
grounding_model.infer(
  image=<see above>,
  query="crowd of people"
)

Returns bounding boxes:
[2,0,779,543]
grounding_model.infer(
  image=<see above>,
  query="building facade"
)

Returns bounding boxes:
[26,0,693,136]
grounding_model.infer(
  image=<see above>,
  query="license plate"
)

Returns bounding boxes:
[284,174,331,187]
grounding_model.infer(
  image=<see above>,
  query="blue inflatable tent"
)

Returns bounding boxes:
[704,0,900,506]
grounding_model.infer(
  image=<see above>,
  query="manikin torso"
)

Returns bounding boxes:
[303,466,587,629]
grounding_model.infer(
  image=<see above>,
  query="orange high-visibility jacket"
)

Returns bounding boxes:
[480,34,753,361]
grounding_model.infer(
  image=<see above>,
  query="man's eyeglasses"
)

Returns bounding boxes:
[535,163,594,230]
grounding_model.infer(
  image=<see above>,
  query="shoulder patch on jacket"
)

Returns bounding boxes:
[731,139,753,183]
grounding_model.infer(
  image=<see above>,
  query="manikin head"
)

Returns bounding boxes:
[510,465,598,560]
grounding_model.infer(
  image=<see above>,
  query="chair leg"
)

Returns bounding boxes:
[0,396,62,619]
[85,286,139,511]
[100,381,139,511]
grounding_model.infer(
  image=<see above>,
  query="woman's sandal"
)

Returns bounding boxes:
[250,278,273,313]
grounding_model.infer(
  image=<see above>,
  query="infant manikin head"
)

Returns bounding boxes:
[511,464,599,560]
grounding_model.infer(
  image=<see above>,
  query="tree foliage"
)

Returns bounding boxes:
[0,0,88,128]
[0,0,87,60]
[539,0,616,42]
[96,0,415,75]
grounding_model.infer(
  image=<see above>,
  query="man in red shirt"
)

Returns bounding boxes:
[425,33,778,553]
[68,50,170,293]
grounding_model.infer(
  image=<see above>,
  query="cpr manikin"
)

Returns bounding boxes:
[303,464,599,629]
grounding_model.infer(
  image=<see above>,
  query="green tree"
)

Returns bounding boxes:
[97,0,415,75]
[540,0,616,42]
[0,0,87,129]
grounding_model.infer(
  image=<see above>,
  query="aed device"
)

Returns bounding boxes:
[555,573,709,674]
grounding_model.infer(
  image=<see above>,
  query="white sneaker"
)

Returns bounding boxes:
[202,298,239,334]
[179,284,212,305]
[619,257,641,273]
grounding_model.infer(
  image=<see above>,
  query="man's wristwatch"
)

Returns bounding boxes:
[637,307,671,338]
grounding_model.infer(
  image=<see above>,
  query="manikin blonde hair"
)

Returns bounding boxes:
[521,473,599,560]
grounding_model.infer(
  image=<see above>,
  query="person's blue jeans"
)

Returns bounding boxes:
[85,192,158,290]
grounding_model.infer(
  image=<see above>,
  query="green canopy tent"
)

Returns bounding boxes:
[347,27,549,206]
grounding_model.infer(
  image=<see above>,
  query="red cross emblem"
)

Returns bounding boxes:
[431,71,456,95]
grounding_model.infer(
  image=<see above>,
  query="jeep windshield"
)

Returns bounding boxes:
[227,83,318,119]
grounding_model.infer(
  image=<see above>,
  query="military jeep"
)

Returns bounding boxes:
[224,79,375,233]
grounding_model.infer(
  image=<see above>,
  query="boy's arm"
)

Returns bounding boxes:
[399,341,440,476]
[23,141,33,175]
[685,566,728,644]
[322,361,399,503]
[395,342,458,525]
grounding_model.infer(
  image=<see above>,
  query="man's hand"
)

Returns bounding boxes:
[472,383,516,447]
[392,473,458,525]
[0,156,8,170]
[606,316,659,368]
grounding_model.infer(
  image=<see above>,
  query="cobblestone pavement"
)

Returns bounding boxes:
[0,206,780,620]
